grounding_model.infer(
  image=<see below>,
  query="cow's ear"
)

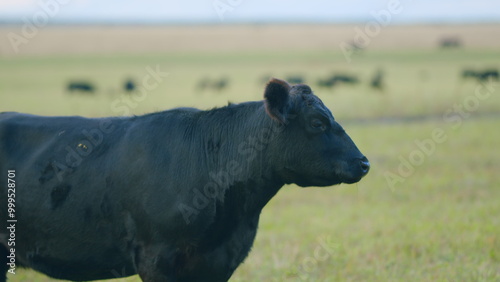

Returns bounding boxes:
[264,78,291,124]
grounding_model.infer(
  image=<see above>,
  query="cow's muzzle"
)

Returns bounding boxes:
[359,156,370,176]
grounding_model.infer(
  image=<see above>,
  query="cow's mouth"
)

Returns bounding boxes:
[283,158,369,187]
[333,157,370,184]
[337,159,370,184]
[341,174,365,184]
[283,167,344,187]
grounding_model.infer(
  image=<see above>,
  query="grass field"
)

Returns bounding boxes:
[1,24,500,281]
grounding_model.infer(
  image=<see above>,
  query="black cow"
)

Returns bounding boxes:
[317,74,359,90]
[478,69,499,81]
[439,37,462,49]
[196,77,211,91]
[124,79,136,93]
[348,41,364,54]
[370,69,384,91]
[333,74,359,84]
[196,77,229,93]
[67,81,95,94]
[212,78,228,92]
[461,69,499,82]
[0,78,369,282]
[317,77,337,89]
[462,69,477,79]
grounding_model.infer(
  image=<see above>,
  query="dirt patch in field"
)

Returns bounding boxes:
[1,24,500,57]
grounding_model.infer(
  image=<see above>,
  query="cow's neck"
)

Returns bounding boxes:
[199,101,285,215]
[180,102,285,271]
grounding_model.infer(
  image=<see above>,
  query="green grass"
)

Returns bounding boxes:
[230,118,500,282]
[1,48,500,281]
[1,49,499,119]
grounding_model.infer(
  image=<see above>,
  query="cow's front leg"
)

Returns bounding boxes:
[136,244,177,282]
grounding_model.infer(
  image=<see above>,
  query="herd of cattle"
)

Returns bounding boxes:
[67,78,136,95]
[66,67,499,96]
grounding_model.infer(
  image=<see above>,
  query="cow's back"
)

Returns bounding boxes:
[0,109,208,280]
[0,112,141,280]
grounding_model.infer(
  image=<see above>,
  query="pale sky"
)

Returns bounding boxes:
[0,0,499,24]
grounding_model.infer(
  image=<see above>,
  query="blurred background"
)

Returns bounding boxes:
[1,0,499,281]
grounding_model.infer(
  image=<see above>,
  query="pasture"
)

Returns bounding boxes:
[0,24,499,281]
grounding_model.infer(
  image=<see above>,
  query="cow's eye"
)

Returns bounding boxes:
[311,119,326,131]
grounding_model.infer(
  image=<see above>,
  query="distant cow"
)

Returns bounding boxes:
[124,79,136,93]
[462,69,477,79]
[348,41,365,54]
[0,78,369,281]
[212,77,228,92]
[317,77,337,89]
[197,77,229,92]
[196,77,211,91]
[67,81,95,94]
[334,74,359,84]
[440,37,462,48]
[317,73,359,90]
[478,70,499,81]
[370,69,384,91]
[462,69,499,82]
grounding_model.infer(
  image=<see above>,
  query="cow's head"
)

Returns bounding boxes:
[264,78,369,187]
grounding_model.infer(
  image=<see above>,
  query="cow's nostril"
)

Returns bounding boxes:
[360,158,370,175]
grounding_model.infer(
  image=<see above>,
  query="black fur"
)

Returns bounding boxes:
[1,246,8,282]
[0,79,369,281]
